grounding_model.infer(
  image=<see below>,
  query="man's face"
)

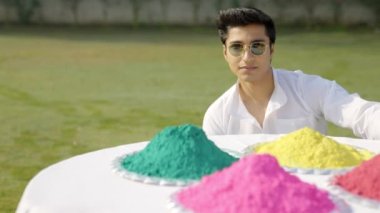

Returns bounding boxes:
[223,24,274,83]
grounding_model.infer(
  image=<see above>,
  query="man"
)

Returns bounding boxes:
[202,7,380,139]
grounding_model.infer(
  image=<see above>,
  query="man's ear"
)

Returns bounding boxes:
[270,44,275,55]
[223,44,228,60]
[270,44,275,63]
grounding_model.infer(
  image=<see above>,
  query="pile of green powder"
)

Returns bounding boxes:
[122,124,237,180]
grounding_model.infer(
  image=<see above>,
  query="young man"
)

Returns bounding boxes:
[202,7,380,139]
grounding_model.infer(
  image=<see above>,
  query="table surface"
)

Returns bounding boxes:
[16,134,380,213]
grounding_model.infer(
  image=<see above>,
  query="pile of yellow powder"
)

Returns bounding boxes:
[253,127,373,169]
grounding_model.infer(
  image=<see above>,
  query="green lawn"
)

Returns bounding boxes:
[0,26,379,212]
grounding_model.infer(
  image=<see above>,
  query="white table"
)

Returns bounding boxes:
[16,134,380,213]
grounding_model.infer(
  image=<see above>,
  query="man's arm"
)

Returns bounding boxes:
[301,74,380,139]
[322,83,380,140]
[202,106,225,135]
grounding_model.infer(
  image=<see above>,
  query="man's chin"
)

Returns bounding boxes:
[238,75,259,83]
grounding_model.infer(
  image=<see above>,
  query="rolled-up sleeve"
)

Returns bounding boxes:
[302,74,380,139]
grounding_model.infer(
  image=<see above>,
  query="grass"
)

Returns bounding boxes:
[0,26,380,212]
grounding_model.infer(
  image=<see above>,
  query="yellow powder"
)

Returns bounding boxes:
[253,127,373,169]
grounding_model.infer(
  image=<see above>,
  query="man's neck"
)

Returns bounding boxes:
[238,69,275,128]
[238,70,275,104]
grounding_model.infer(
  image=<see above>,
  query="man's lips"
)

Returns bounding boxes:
[239,66,258,70]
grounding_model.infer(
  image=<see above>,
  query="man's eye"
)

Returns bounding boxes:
[251,43,265,48]
[230,44,243,51]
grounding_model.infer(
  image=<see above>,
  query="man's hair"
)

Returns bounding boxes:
[217,7,276,45]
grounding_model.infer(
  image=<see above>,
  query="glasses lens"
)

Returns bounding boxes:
[228,44,244,57]
[250,43,266,55]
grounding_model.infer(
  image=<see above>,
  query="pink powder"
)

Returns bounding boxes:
[335,154,380,201]
[177,154,335,213]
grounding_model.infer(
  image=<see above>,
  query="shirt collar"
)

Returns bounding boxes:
[234,68,288,118]
[265,69,288,115]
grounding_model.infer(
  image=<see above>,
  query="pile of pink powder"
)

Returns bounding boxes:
[176,154,336,213]
[334,154,380,201]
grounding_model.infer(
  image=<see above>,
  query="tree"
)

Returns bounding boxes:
[229,0,240,8]
[126,0,151,26]
[61,0,83,25]
[331,0,344,25]
[272,0,289,23]
[242,0,256,8]
[0,0,15,24]
[361,0,380,27]
[186,0,202,24]
[99,0,120,24]
[214,0,224,13]
[159,0,170,24]
[305,0,319,27]
[14,0,41,24]
[292,0,321,28]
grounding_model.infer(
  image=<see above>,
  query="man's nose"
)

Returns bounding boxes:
[242,48,254,61]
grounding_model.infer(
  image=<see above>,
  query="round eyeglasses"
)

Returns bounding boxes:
[228,42,267,57]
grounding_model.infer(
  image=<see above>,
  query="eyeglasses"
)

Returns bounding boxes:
[227,42,268,57]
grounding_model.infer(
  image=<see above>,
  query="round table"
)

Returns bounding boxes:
[16,134,380,213]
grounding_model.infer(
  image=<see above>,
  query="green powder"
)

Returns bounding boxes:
[122,124,237,180]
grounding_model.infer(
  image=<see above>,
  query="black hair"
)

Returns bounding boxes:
[217,7,276,45]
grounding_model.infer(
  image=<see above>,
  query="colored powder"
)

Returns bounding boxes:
[177,154,336,213]
[122,124,237,180]
[334,154,380,201]
[253,127,373,169]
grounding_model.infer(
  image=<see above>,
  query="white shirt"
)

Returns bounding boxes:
[203,69,380,140]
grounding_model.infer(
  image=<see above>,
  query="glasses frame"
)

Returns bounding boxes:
[227,42,269,57]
